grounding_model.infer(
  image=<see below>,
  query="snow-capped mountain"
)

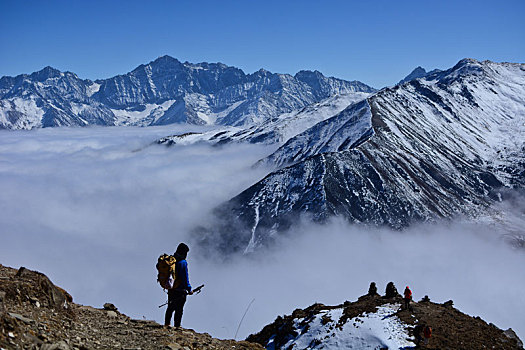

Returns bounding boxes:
[0,56,375,129]
[0,66,115,129]
[198,59,525,254]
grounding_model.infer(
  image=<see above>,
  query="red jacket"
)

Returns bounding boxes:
[404,288,412,299]
[424,326,432,338]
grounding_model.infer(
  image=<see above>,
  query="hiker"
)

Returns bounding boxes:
[404,286,412,310]
[413,324,424,347]
[385,282,398,298]
[368,282,379,296]
[423,325,432,345]
[164,243,192,327]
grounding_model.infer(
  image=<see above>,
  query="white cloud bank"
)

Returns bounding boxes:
[1,126,524,343]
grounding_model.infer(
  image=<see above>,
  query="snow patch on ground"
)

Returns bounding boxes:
[277,303,413,350]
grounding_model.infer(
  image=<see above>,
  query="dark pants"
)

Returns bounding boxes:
[165,290,187,327]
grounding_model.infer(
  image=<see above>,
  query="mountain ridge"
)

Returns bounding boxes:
[195,58,525,254]
[0,264,263,350]
[1,264,522,349]
[0,56,375,130]
[247,282,523,349]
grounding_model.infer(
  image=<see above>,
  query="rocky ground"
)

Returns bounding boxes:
[0,264,263,350]
[247,284,523,350]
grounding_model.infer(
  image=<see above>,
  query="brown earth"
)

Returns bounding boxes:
[0,264,263,350]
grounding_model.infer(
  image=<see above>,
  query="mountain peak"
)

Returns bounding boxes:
[147,55,183,69]
[457,57,481,66]
[399,66,428,84]
[294,69,325,80]
[29,66,63,81]
[152,54,180,63]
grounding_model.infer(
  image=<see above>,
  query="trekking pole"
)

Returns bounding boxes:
[234,298,255,340]
[158,284,204,308]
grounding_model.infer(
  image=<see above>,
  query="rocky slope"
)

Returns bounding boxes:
[196,59,525,254]
[0,56,375,130]
[0,264,263,350]
[247,282,523,350]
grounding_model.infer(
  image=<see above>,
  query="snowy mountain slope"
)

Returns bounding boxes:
[247,289,523,350]
[198,59,525,253]
[156,92,370,147]
[261,59,525,172]
[263,304,412,350]
[96,58,374,128]
[258,99,373,168]
[0,66,115,129]
[0,56,375,129]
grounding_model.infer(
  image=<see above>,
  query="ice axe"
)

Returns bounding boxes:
[158,284,205,308]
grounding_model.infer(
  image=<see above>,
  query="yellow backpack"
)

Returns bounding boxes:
[156,254,177,289]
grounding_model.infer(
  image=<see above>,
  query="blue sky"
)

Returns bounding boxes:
[1,0,524,87]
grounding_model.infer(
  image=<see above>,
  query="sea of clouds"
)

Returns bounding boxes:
[1,126,524,342]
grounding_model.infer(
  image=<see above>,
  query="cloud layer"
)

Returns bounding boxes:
[1,127,524,342]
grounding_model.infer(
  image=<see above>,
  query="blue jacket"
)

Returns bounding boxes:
[174,259,191,293]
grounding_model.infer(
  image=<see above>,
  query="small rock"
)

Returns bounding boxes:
[443,300,454,307]
[103,302,118,311]
[8,332,15,338]
[8,312,35,324]
[40,341,71,350]
[106,310,118,318]
[165,344,183,350]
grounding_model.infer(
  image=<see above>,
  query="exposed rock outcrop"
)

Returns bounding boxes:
[0,264,263,350]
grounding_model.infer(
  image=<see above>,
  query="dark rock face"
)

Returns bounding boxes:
[0,56,375,129]
[198,59,525,254]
